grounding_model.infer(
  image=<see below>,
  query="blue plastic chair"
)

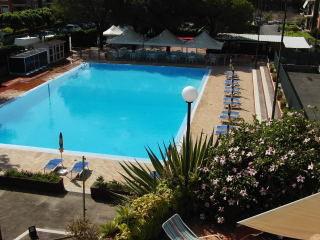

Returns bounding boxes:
[43,158,63,173]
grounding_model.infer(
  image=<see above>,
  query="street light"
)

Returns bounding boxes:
[271,0,288,119]
[181,86,198,187]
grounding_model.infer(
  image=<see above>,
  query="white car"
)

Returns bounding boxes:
[62,24,82,33]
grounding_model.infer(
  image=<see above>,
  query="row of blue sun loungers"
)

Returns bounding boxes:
[215,70,241,135]
[43,158,89,179]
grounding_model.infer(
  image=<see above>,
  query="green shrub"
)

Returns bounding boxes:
[1,27,13,34]
[4,169,61,183]
[92,176,131,194]
[196,112,320,225]
[102,184,176,240]
[67,218,99,240]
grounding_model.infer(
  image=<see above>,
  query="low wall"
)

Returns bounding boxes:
[0,176,66,194]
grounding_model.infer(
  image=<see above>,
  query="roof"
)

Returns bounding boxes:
[185,31,223,50]
[103,25,124,37]
[14,36,40,47]
[288,71,320,120]
[218,33,311,49]
[34,40,65,48]
[106,28,144,45]
[10,49,47,58]
[144,29,183,47]
[238,192,320,239]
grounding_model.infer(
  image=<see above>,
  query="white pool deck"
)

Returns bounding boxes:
[0,64,255,193]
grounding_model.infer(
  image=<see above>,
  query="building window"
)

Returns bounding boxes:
[0,6,9,13]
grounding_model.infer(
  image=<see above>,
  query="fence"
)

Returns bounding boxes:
[274,53,304,111]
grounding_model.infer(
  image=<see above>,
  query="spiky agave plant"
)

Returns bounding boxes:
[120,134,214,195]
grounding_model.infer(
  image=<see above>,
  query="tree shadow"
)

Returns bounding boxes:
[0,154,20,170]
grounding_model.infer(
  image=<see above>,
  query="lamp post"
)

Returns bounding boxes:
[182,86,198,187]
[254,0,262,68]
[271,0,287,119]
[82,156,86,220]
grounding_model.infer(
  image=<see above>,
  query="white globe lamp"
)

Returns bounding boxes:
[182,86,198,103]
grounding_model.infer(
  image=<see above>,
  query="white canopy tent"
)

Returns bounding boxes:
[106,28,144,45]
[103,25,124,37]
[185,31,224,50]
[144,29,183,47]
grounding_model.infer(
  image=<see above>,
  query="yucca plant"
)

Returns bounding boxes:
[120,134,214,195]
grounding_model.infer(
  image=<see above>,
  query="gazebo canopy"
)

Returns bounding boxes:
[106,28,144,45]
[103,25,124,37]
[144,29,183,47]
[185,31,224,50]
[238,192,320,239]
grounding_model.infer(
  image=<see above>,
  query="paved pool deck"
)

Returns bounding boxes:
[0,63,255,193]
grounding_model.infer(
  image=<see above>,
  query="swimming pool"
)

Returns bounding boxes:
[0,63,209,159]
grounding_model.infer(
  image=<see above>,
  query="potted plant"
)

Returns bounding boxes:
[277,88,283,100]
[280,98,287,109]
[90,176,130,202]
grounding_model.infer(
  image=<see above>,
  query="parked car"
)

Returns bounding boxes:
[61,24,82,33]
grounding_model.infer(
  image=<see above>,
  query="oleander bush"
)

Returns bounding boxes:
[195,111,320,225]
[3,168,61,183]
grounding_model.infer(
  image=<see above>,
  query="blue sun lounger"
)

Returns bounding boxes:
[224,97,241,102]
[214,125,236,135]
[219,114,239,120]
[225,86,241,91]
[225,80,240,85]
[43,158,63,173]
[70,161,89,179]
[224,101,241,108]
[221,110,240,116]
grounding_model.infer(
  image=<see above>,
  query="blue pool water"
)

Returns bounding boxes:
[0,63,208,158]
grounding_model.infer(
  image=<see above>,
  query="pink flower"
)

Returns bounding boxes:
[247,168,257,176]
[296,175,305,183]
[218,207,224,212]
[246,152,253,157]
[288,150,295,156]
[212,179,219,185]
[226,175,233,182]
[303,138,310,144]
[269,164,276,172]
[260,187,267,196]
[265,146,275,156]
[240,189,247,197]
[230,153,236,159]
[228,199,235,206]
[217,216,225,224]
